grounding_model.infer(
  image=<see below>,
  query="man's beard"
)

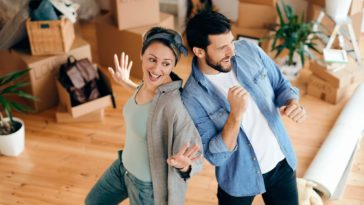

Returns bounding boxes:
[205,54,233,73]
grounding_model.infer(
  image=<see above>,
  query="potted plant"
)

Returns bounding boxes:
[263,1,320,79]
[0,68,36,156]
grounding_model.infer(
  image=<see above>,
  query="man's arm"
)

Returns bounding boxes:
[182,89,247,166]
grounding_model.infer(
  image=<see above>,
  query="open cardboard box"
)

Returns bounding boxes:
[56,67,115,118]
[55,104,104,123]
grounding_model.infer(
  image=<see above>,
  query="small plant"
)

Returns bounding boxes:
[0,69,36,135]
[264,1,320,66]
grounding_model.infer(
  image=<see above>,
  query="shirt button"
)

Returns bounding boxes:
[253,157,256,161]
[257,171,260,174]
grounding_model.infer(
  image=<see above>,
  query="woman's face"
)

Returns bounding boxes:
[141,42,176,89]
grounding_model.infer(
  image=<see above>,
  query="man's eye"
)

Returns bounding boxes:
[163,63,170,67]
[149,58,156,62]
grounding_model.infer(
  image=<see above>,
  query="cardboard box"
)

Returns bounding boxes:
[309,61,361,88]
[55,104,104,123]
[307,74,349,104]
[56,68,115,118]
[231,25,271,52]
[237,2,277,29]
[239,0,276,6]
[0,36,92,112]
[96,12,174,78]
[111,0,159,30]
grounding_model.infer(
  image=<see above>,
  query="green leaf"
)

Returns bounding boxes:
[10,101,31,113]
[12,90,37,101]
[0,68,30,86]
[0,96,12,123]
[0,82,29,95]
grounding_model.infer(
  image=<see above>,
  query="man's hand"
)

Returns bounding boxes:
[227,85,249,121]
[280,99,306,123]
[167,143,202,172]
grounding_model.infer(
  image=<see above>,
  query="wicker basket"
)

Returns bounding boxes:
[26,17,75,55]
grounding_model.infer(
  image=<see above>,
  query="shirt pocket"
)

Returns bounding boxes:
[253,67,274,99]
[194,107,228,145]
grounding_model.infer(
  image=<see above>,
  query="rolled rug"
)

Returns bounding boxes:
[304,83,364,200]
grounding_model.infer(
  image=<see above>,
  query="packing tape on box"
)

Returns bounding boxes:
[304,83,364,200]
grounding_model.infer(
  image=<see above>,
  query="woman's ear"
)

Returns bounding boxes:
[192,47,205,59]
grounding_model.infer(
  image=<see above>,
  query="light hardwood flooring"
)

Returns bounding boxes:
[0,20,363,205]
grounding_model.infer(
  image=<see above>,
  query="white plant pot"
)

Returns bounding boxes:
[325,0,353,23]
[278,54,303,81]
[0,117,25,157]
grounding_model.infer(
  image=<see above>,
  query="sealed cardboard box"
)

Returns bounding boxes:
[55,104,104,123]
[56,68,115,118]
[237,2,277,29]
[111,0,159,30]
[307,74,348,104]
[0,36,91,112]
[231,24,271,52]
[239,0,276,6]
[96,12,174,78]
[309,61,361,88]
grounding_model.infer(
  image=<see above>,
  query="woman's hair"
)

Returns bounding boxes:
[186,10,231,50]
[142,27,187,65]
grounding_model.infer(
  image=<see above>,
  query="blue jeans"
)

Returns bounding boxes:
[85,151,154,205]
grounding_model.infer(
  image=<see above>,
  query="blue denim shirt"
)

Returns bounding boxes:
[181,40,299,197]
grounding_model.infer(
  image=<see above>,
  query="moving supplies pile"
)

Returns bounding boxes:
[305,0,364,104]
[232,0,277,52]
[0,0,115,123]
[96,0,174,78]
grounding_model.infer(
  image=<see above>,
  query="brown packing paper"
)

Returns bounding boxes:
[110,0,160,30]
[96,12,174,79]
[0,36,92,112]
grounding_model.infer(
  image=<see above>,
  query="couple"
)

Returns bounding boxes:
[86,11,306,205]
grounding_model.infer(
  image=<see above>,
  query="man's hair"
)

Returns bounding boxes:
[186,10,231,50]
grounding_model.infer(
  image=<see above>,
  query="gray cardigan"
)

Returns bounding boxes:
[145,73,204,205]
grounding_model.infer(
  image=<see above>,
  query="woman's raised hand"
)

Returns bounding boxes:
[108,52,138,90]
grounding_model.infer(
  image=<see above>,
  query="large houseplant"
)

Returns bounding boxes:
[265,1,320,79]
[0,68,35,156]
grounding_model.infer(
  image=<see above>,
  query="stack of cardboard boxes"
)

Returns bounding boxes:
[96,0,175,78]
[305,0,364,104]
[232,0,277,52]
[0,29,114,123]
[307,61,363,104]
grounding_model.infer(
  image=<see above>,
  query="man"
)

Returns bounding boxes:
[182,11,306,205]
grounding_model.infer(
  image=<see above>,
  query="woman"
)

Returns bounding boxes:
[85,27,203,205]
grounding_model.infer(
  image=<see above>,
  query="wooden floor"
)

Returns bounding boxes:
[1,20,364,205]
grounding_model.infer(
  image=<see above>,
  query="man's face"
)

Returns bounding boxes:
[205,31,235,73]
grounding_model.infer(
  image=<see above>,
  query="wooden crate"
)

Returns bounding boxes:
[26,17,75,55]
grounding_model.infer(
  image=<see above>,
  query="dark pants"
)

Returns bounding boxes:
[217,159,299,205]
